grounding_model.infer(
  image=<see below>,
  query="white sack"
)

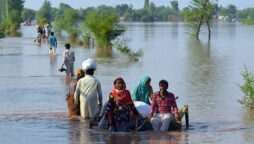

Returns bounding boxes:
[134,101,150,118]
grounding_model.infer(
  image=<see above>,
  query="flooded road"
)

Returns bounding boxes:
[0,22,254,144]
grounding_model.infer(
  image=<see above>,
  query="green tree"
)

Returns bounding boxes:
[218,5,227,16]
[238,8,250,19]
[140,2,155,22]
[171,0,179,11]
[226,4,237,22]
[9,0,24,24]
[144,0,149,12]
[0,0,24,37]
[115,4,129,16]
[84,10,125,49]
[37,0,52,22]
[184,0,213,40]
[22,8,36,23]
[239,8,254,25]
[54,5,81,41]
[97,5,115,14]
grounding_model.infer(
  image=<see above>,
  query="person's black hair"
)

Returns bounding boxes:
[114,77,125,85]
[85,69,94,75]
[51,32,54,35]
[65,43,70,49]
[159,79,168,88]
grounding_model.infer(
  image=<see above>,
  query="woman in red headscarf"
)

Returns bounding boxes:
[104,77,141,132]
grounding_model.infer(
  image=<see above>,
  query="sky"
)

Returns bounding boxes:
[24,0,254,10]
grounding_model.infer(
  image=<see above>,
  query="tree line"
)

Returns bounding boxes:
[1,0,254,38]
[1,0,254,58]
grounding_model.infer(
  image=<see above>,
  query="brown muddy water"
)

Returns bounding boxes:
[0,22,254,144]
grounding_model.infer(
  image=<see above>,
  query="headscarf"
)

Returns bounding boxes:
[76,69,84,76]
[75,69,85,80]
[131,75,151,105]
[111,77,133,105]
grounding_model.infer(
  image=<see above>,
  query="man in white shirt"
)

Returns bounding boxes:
[74,58,103,120]
[61,43,75,76]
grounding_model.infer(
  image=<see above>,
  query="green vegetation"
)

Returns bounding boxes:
[0,0,24,37]
[1,0,254,60]
[239,8,254,25]
[184,0,213,40]
[36,0,53,27]
[22,8,36,25]
[113,37,143,62]
[83,9,142,59]
[0,24,5,38]
[84,10,124,49]
[238,66,254,110]
[54,5,81,42]
[37,0,52,22]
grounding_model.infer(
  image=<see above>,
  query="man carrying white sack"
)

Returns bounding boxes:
[74,58,103,120]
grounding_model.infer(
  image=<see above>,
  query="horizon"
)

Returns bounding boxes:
[24,0,254,11]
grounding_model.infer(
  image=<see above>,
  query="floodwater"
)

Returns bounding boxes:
[0,22,254,144]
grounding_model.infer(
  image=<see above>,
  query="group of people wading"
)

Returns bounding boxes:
[66,58,181,132]
[35,24,58,55]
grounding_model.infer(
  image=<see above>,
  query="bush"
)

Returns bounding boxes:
[113,37,143,62]
[238,66,254,109]
[242,18,254,25]
[0,24,5,38]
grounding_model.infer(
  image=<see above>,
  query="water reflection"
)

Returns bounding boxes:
[242,109,254,120]
[171,22,179,38]
[182,38,214,117]
[49,54,57,65]
[144,23,155,40]
[107,133,137,144]
[182,37,239,123]
[228,22,237,37]
[95,48,113,58]
[67,120,91,144]
[241,111,254,144]
[66,119,190,144]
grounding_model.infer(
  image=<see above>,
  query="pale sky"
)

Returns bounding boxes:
[24,0,254,10]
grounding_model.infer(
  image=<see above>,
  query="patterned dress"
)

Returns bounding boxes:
[105,89,139,132]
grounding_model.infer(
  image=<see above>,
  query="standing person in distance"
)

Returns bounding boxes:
[60,43,75,76]
[35,24,43,45]
[44,24,51,43]
[49,31,57,55]
[149,79,179,132]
